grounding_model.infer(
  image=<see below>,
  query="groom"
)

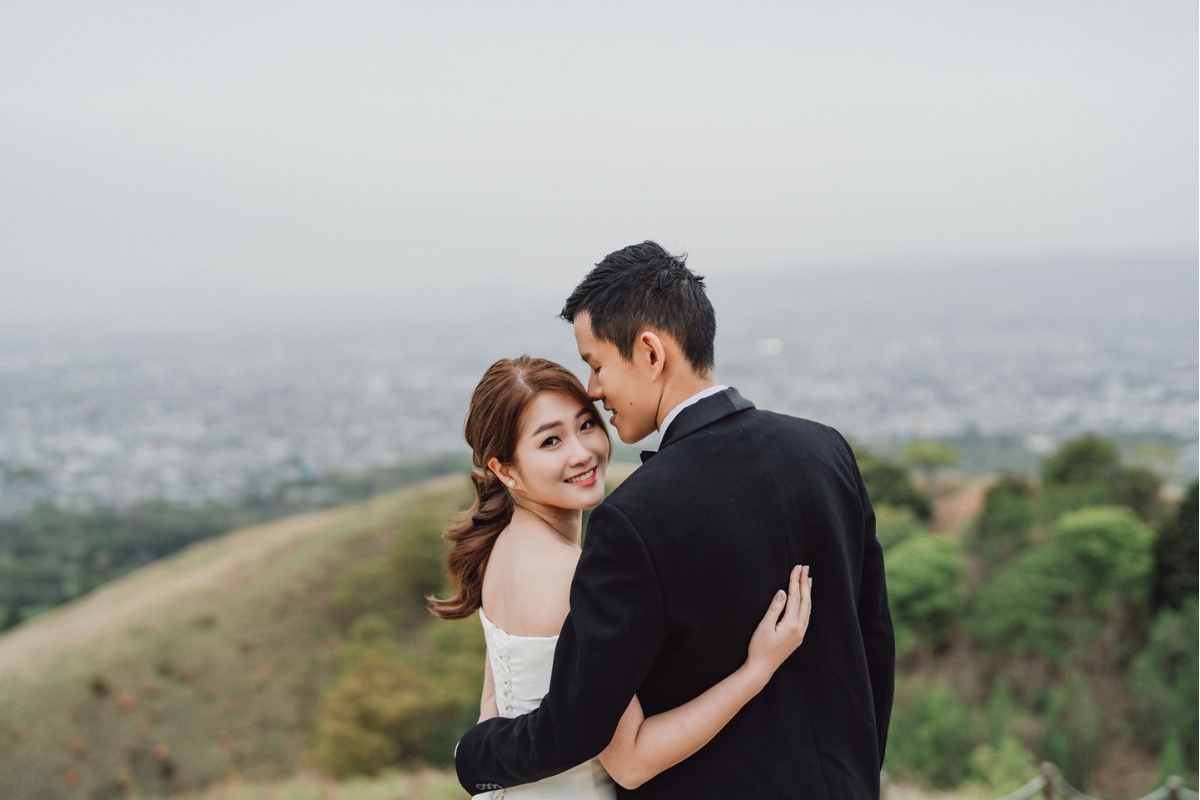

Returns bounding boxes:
[456,241,894,798]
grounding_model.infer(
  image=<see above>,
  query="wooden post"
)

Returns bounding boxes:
[1040,762,1056,799]
[1167,776,1181,800]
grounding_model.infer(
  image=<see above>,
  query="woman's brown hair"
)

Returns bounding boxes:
[428,356,609,621]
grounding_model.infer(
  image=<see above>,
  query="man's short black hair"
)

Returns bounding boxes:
[560,241,716,373]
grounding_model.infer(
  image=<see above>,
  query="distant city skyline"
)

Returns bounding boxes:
[1,254,1194,516]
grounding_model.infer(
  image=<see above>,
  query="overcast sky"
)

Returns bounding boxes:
[1,1,1196,334]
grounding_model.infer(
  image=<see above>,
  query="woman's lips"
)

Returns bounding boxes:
[565,467,598,487]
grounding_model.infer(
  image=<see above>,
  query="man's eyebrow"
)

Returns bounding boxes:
[531,420,564,437]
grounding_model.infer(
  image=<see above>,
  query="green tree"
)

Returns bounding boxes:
[1110,465,1164,523]
[1154,735,1193,790]
[1042,434,1119,486]
[1039,434,1165,523]
[393,505,452,612]
[885,534,961,653]
[875,506,930,552]
[968,737,1036,796]
[1129,600,1198,769]
[971,507,1153,663]
[0,602,20,632]
[310,651,458,777]
[1152,481,1198,612]
[885,680,980,789]
[1037,674,1102,786]
[973,475,1035,570]
[856,449,933,521]
[900,441,960,481]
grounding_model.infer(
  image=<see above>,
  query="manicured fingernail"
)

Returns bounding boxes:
[776,590,786,600]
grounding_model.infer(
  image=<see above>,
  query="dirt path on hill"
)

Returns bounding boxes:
[0,506,343,679]
[930,478,989,535]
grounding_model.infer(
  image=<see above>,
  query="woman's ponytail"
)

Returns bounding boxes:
[427,468,514,620]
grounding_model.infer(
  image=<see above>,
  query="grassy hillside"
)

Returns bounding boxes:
[0,446,1191,800]
[0,475,475,800]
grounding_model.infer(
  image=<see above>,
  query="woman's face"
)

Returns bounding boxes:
[504,391,609,511]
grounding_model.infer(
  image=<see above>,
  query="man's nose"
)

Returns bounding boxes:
[586,373,603,400]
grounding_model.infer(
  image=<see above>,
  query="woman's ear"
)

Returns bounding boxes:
[487,456,515,488]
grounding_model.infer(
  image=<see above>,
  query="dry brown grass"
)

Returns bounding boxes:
[0,507,344,680]
[0,475,473,800]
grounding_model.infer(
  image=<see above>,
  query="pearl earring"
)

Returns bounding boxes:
[507,479,516,488]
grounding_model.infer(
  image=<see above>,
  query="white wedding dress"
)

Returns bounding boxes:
[473,607,617,800]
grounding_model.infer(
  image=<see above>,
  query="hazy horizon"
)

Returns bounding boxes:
[2,1,1196,340]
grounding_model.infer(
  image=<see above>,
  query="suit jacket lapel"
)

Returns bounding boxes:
[658,387,755,452]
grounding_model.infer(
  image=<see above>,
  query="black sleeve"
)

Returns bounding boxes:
[454,501,666,795]
[854,461,895,764]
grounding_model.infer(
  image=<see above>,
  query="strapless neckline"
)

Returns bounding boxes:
[479,606,561,642]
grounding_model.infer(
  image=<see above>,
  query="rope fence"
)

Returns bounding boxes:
[881,763,1197,800]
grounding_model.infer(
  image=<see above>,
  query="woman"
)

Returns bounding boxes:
[430,356,812,798]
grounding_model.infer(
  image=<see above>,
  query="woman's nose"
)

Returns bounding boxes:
[566,435,591,464]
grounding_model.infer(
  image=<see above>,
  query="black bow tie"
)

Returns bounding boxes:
[640,450,657,464]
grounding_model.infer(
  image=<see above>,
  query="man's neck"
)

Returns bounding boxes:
[655,374,720,431]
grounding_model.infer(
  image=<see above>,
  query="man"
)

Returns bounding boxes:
[456,241,894,798]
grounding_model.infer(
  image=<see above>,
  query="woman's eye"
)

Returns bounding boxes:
[541,436,560,448]
[581,419,595,431]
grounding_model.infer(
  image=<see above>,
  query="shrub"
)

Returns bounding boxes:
[1050,506,1153,608]
[885,534,961,653]
[332,502,453,628]
[391,505,452,613]
[972,475,1034,570]
[982,678,1025,744]
[876,506,929,552]
[1110,466,1164,523]
[1129,600,1198,768]
[1154,735,1193,790]
[1152,481,1198,612]
[310,651,459,777]
[1037,674,1101,786]
[1042,435,1119,486]
[968,736,1037,795]
[971,548,1072,661]
[332,558,404,628]
[899,442,959,479]
[970,507,1153,663]
[856,449,933,522]
[884,680,980,789]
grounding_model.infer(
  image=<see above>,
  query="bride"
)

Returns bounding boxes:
[430,356,812,798]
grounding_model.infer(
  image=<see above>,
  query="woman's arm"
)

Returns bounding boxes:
[598,564,812,790]
[478,647,499,723]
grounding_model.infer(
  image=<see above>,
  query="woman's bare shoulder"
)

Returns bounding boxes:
[482,524,580,637]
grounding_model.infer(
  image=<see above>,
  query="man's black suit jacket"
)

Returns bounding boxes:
[456,388,895,799]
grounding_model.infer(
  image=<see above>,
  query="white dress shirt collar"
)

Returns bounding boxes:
[658,385,728,443]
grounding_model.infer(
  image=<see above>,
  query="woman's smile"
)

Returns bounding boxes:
[566,467,597,486]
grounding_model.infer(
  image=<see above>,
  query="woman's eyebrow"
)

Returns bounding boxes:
[531,420,564,437]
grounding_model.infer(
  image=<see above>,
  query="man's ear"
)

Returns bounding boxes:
[639,330,666,377]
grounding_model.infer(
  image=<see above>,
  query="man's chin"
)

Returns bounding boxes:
[616,425,654,445]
